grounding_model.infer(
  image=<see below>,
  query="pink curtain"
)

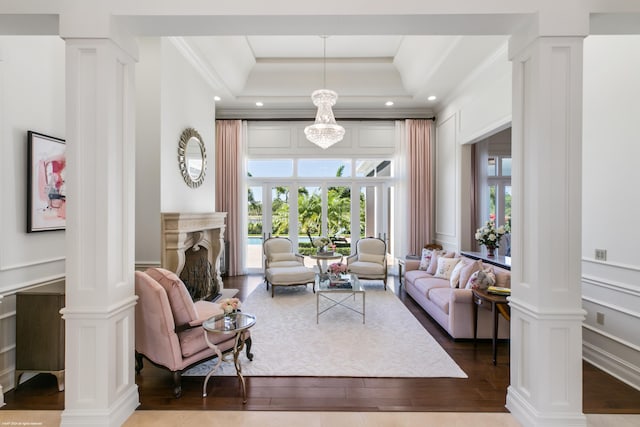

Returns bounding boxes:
[215,120,243,276]
[406,119,433,256]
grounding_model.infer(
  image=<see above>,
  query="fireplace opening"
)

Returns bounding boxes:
[179,247,221,301]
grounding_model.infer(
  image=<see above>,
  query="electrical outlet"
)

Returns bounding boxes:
[595,249,607,261]
[596,312,605,325]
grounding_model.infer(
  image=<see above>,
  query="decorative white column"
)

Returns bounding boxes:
[60,21,140,426]
[506,15,587,427]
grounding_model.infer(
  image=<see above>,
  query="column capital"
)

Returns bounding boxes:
[59,10,138,61]
[509,4,589,60]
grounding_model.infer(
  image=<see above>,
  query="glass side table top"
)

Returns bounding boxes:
[202,312,256,334]
[315,273,363,292]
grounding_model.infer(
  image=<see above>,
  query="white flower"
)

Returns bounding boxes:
[475,232,481,240]
[488,234,496,241]
[497,226,506,234]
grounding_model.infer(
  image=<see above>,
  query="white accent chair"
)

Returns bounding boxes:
[346,237,388,290]
[263,237,316,297]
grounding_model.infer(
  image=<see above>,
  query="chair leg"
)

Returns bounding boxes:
[172,371,183,398]
[135,351,144,374]
[244,336,254,361]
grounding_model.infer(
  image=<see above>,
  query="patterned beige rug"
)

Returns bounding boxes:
[184,281,467,378]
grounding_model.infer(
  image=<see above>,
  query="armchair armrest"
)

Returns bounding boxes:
[346,253,358,265]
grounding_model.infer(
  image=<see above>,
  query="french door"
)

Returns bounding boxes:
[246,181,389,272]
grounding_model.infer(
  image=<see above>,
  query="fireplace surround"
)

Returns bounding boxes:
[160,212,227,300]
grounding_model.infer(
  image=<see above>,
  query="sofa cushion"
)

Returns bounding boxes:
[358,252,384,264]
[405,269,433,285]
[428,288,451,315]
[269,260,303,268]
[434,257,460,280]
[348,260,384,274]
[270,252,299,262]
[495,269,511,288]
[413,276,450,299]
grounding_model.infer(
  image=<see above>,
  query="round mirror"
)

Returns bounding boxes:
[178,128,207,188]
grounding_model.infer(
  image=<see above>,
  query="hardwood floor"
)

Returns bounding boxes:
[4,274,640,414]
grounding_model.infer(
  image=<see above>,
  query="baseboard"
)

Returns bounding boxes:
[583,341,640,391]
[506,386,587,427]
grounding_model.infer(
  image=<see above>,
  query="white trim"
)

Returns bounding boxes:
[582,257,640,273]
[583,340,640,392]
[0,276,65,297]
[0,256,65,272]
[168,36,234,99]
[582,295,640,320]
[582,275,640,298]
[582,323,640,353]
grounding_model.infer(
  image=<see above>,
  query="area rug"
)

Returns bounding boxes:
[183,282,467,378]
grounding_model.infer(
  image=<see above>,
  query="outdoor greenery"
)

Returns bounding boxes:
[247,166,365,255]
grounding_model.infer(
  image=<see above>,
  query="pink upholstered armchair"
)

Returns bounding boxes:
[134,267,252,397]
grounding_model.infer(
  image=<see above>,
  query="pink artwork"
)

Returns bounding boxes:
[28,131,66,232]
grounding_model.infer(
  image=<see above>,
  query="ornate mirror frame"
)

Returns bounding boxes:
[178,127,207,188]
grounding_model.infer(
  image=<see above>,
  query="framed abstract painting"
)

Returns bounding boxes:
[27,131,66,232]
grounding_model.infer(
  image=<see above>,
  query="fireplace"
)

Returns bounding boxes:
[160,212,227,301]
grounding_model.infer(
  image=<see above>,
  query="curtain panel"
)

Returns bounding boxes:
[406,119,434,256]
[215,120,243,276]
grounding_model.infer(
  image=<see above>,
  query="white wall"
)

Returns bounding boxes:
[434,43,512,252]
[135,38,218,267]
[160,38,216,213]
[581,35,640,390]
[0,36,66,393]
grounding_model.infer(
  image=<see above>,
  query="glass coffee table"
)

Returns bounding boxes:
[202,312,255,403]
[315,273,365,324]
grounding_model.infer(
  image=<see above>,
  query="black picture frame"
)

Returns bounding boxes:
[27,131,66,232]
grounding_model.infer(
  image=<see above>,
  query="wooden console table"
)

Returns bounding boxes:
[15,282,65,391]
[472,288,510,365]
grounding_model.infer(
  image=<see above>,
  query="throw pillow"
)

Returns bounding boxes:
[426,250,450,275]
[359,252,383,263]
[465,267,496,290]
[434,257,461,280]
[270,253,298,262]
[449,258,467,288]
[458,259,483,289]
[418,248,434,270]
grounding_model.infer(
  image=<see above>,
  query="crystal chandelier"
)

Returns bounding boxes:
[304,36,345,149]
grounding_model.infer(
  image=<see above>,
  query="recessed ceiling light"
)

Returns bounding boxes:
[255,101,264,107]
[385,101,394,107]
[427,95,437,101]
[214,96,221,101]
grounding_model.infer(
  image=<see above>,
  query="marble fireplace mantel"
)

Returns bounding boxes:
[161,212,227,298]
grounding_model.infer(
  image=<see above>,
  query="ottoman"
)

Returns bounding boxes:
[265,266,316,297]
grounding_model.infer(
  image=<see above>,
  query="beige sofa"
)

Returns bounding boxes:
[403,253,510,339]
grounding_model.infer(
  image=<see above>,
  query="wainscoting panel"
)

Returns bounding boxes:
[582,259,640,391]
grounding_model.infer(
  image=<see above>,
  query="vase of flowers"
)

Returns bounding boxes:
[219,297,241,328]
[329,262,347,280]
[312,236,331,254]
[475,220,506,257]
